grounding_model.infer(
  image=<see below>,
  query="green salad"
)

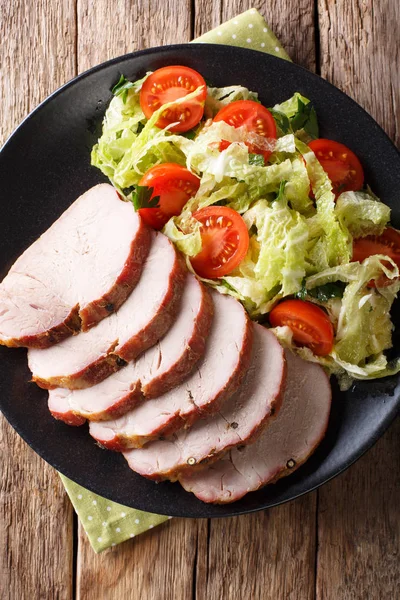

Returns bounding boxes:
[91,65,400,390]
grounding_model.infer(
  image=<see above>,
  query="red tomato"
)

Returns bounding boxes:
[308,139,364,197]
[352,227,400,287]
[190,206,249,279]
[269,299,334,356]
[139,66,207,132]
[213,100,277,161]
[138,163,200,230]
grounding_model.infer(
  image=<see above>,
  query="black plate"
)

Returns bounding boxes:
[1,44,399,518]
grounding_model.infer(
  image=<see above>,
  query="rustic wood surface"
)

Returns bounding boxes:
[0,1,399,599]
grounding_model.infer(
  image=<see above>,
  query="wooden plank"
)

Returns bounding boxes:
[318,0,400,146]
[196,495,317,600]
[0,0,77,142]
[77,518,199,600]
[76,0,192,72]
[0,418,75,599]
[0,1,76,598]
[316,420,400,599]
[194,0,316,69]
[317,1,400,597]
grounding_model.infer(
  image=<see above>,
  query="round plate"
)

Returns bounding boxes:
[0,44,399,518]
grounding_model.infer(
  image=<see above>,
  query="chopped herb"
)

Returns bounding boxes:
[181,128,197,140]
[122,185,136,197]
[270,109,291,135]
[131,185,160,211]
[249,224,258,237]
[295,280,346,302]
[248,153,265,166]
[111,74,136,103]
[270,99,319,140]
[290,98,319,139]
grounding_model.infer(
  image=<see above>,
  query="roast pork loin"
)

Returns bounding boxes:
[48,276,213,422]
[123,324,286,481]
[89,290,253,450]
[179,350,331,504]
[28,232,186,389]
[0,184,151,348]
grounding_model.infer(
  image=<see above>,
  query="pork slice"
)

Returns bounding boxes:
[89,291,253,450]
[48,276,213,422]
[179,350,332,504]
[123,324,286,481]
[0,184,150,348]
[28,232,186,389]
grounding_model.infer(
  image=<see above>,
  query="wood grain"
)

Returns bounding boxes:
[0,419,74,600]
[194,0,316,69]
[196,495,317,600]
[317,1,400,597]
[77,518,200,600]
[316,419,400,599]
[0,0,76,142]
[318,0,400,146]
[77,0,192,72]
[0,1,76,598]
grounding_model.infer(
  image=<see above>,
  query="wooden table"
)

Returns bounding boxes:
[1,1,399,598]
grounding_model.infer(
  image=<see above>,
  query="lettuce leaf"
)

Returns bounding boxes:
[92,87,203,189]
[242,197,309,297]
[335,190,391,237]
[205,85,259,118]
[297,139,352,270]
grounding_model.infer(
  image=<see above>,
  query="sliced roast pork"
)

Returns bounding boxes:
[123,324,286,481]
[0,184,151,348]
[28,232,186,389]
[89,290,253,450]
[179,350,332,504]
[48,276,213,422]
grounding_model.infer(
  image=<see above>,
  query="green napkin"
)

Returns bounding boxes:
[60,8,289,553]
[194,8,290,61]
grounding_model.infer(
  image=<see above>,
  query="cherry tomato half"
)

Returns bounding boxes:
[269,299,334,356]
[138,163,200,230]
[190,206,249,279]
[352,227,400,287]
[140,66,207,132]
[308,139,364,198]
[213,100,277,161]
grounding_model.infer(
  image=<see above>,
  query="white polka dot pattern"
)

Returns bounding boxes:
[192,10,290,61]
[60,474,171,553]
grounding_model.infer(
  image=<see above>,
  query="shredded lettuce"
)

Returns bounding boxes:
[92,77,399,389]
[92,86,203,189]
[297,139,352,270]
[205,85,259,118]
[335,190,390,237]
[243,198,309,297]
